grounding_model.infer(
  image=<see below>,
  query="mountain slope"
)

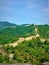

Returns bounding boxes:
[0,21,16,30]
[0,24,35,44]
[0,22,49,44]
[37,24,49,38]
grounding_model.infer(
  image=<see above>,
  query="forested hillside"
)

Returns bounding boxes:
[0,21,49,44]
[0,24,35,44]
[37,24,49,39]
[0,38,49,65]
[0,22,49,65]
[0,21,16,30]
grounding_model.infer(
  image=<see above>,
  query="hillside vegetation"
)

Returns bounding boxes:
[0,22,49,65]
[0,24,35,44]
[37,24,49,39]
[0,38,49,65]
[0,21,16,30]
[0,23,49,44]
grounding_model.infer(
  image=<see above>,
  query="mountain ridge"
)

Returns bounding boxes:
[0,21,16,30]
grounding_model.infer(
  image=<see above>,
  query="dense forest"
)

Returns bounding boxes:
[0,38,49,65]
[0,24,35,44]
[37,24,49,39]
[0,21,49,44]
[0,23,49,45]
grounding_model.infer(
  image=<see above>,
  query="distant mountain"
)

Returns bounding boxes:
[0,21,16,30]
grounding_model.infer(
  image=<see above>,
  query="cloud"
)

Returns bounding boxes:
[0,16,17,22]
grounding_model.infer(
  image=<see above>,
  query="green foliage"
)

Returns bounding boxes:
[0,53,9,63]
[2,38,49,65]
[37,24,49,38]
[3,45,15,54]
[0,24,49,44]
[0,24,49,65]
[0,24,35,44]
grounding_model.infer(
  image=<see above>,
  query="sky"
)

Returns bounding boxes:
[0,0,49,25]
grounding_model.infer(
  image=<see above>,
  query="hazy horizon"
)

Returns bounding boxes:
[0,0,49,25]
[0,21,49,25]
